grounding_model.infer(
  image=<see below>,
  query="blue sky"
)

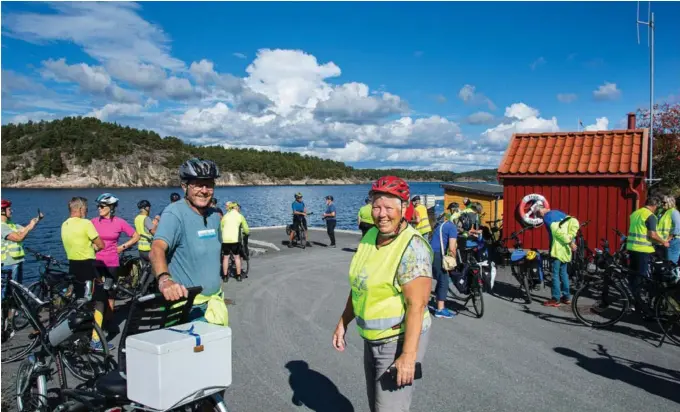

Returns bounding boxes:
[2,1,679,171]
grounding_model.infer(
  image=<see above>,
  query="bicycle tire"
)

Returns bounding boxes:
[471,277,485,318]
[655,291,680,346]
[59,321,114,382]
[242,257,250,276]
[301,230,306,249]
[572,280,629,328]
[522,272,532,304]
[2,324,40,364]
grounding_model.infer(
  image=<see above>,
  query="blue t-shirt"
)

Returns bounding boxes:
[325,204,337,221]
[154,201,222,296]
[430,221,458,254]
[292,201,305,214]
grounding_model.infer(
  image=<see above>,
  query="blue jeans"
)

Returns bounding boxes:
[666,238,680,264]
[1,262,23,300]
[551,259,570,301]
[431,252,449,303]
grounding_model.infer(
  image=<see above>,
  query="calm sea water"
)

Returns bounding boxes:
[2,183,445,282]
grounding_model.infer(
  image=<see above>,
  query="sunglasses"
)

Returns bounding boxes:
[97,204,110,209]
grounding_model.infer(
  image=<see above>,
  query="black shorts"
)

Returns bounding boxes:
[293,216,307,231]
[69,259,97,300]
[222,243,242,256]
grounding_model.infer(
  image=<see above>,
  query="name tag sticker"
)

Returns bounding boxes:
[197,229,217,239]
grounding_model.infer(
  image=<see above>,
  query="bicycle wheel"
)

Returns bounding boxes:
[572,279,629,328]
[522,273,532,304]
[655,290,680,346]
[471,275,484,318]
[59,320,114,382]
[241,257,250,276]
[301,230,306,249]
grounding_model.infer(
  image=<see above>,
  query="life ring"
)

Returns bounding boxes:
[519,194,550,227]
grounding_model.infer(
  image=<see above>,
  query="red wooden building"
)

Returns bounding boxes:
[497,113,649,251]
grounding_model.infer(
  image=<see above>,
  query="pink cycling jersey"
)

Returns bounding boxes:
[91,216,135,267]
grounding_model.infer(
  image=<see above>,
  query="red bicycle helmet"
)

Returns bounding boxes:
[1,199,11,209]
[369,176,410,201]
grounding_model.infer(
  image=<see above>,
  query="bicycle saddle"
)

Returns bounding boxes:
[95,370,127,398]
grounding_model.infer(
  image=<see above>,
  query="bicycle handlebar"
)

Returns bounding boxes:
[137,285,203,303]
[24,246,65,267]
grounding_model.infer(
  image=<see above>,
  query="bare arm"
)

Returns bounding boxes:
[150,239,170,277]
[332,291,355,352]
[400,276,431,356]
[5,218,39,242]
[649,230,668,246]
[118,232,141,254]
[447,237,457,256]
[150,239,188,300]
[92,236,105,251]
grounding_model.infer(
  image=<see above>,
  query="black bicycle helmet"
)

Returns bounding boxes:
[137,200,151,209]
[179,158,220,180]
[325,195,334,201]
[411,195,421,202]
[447,202,459,210]
[170,192,181,202]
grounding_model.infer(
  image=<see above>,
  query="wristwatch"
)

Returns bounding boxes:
[157,272,172,283]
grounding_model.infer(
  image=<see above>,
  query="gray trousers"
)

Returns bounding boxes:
[363,328,430,412]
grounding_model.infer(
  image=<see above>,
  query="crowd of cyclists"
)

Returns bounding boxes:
[2,155,678,412]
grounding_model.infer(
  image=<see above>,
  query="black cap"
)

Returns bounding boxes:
[325,195,334,201]
[170,192,181,202]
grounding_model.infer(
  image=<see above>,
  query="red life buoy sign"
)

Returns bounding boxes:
[519,194,550,226]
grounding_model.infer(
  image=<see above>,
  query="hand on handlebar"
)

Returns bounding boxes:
[159,278,188,301]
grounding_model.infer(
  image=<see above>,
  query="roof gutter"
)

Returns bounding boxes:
[498,174,640,179]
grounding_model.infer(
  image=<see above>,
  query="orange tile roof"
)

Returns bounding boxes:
[498,129,649,177]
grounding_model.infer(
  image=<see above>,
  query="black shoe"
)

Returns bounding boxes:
[306,242,312,247]
[288,243,294,248]
[330,244,336,248]
[236,275,242,282]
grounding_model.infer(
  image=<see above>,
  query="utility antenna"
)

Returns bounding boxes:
[637,1,657,183]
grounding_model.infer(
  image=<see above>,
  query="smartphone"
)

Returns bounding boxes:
[37,208,45,221]
[388,362,422,381]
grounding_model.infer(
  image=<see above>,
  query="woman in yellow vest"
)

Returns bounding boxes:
[1,199,41,302]
[134,200,159,263]
[657,195,680,263]
[411,196,432,239]
[357,197,374,236]
[332,176,433,412]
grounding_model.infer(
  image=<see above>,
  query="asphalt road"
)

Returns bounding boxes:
[2,227,679,412]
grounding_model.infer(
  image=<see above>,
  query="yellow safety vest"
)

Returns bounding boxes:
[358,204,374,225]
[134,214,153,252]
[414,204,431,235]
[657,209,674,241]
[194,290,229,326]
[1,221,25,263]
[627,207,655,253]
[349,225,432,341]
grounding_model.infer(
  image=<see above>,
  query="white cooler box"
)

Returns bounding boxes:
[126,321,232,411]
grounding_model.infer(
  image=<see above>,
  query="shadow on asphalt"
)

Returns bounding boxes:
[341,248,357,253]
[522,305,675,347]
[285,360,354,412]
[555,345,680,404]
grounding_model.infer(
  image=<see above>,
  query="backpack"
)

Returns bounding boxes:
[459,212,475,232]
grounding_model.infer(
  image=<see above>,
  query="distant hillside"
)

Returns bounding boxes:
[1,117,497,187]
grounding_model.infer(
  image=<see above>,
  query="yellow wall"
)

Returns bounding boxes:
[444,190,503,226]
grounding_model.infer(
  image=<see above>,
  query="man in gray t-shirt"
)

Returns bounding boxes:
[149,158,225,324]
[154,201,222,296]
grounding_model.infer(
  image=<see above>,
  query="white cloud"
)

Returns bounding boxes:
[4,2,184,70]
[86,103,145,121]
[481,103,559,149]
[557,93,577,103]
[505,103,539,120]
[593,82,621,101]
[106,60,167,89]
[41,58,139,103]
[458,84,496,111]
[464,111,496,125]
[584,117,609,131]
[314,82,407,124]
[233,52,247,59]
[530,57,546,70]
[4,111,58,125]
[244,49,341,116]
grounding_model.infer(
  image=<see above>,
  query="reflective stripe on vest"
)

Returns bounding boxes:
[658,209,673,240]
[1,222,25,263]
[627,208,655,253]
[415,205,431,234]
[134,214,152,252]
[348,225,432,341]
